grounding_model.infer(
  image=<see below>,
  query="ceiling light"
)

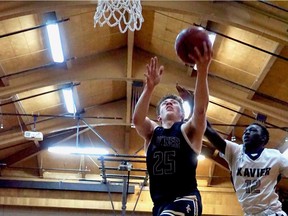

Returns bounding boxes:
[47,23,64,63]
[183,101,191,120]
[208,33,216,46]
[62,88,76,114]
[197,154,206,161]
[48,146,109,155]
[193,32,216,71]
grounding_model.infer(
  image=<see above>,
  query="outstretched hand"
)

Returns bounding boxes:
[145,56,164,89]
[188,42,213,73]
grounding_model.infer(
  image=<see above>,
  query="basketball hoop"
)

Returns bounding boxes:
[94,0,144,33]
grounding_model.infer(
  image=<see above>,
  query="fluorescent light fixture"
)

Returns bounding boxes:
[193,31,216,71]
[47,23,64,63]
[197,154,206,161]
[62,88,76,114]
[208,33,216,46]
[48,146,109,155]
[183,101,191,120]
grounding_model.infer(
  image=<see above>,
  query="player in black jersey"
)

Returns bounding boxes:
[132,42,212,216]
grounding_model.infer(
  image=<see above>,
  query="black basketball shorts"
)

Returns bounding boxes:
[158,195,202,216]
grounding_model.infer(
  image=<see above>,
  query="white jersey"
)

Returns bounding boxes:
[222,140,288,215]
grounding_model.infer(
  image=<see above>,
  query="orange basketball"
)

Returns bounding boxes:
[175,27,211,65]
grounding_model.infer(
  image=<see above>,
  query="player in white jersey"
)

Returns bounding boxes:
[205,122,288,216]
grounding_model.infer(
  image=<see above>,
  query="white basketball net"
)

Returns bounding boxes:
[94,0,144,33]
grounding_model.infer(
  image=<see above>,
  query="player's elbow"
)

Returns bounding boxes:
[132,115,138,126]
[132,115,143,128]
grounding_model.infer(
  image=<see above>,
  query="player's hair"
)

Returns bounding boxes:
[156,94,184,116]
[251,122,270,145]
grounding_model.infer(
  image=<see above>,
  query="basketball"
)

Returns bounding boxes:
[175,27,212,65]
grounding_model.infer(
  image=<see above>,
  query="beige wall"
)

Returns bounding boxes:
[0,186,243,215]
[0,206,149,216]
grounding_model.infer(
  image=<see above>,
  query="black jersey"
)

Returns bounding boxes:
[146,122,199,205]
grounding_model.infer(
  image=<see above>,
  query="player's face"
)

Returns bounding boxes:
[242,124,263,147]
[159,98,183,120]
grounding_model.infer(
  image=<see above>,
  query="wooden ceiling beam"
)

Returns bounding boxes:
[0,1,287,43]
[0,48,287,125]
[0,2,93,21]
[142,1,288,44]
[248,44,284,99]
[124,31,135,152]
[0,65,9,87]
[207,162,216,187]
[0,127,82,166]
[1,141,40,166]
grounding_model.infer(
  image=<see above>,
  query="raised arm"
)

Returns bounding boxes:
[204,121,226,154]
[132,57,164,143]
[182,42,212,154]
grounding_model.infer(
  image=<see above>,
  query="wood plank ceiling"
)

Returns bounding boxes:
[0,0,287,202]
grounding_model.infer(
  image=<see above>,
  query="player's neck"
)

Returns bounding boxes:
[161,114,182,129]
[161,120,176,129]
[244,145,264,154]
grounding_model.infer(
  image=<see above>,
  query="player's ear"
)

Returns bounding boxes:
[157,115,162,123]
[261,135,267,145]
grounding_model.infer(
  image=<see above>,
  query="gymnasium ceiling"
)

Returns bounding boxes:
[0,0,287,195]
